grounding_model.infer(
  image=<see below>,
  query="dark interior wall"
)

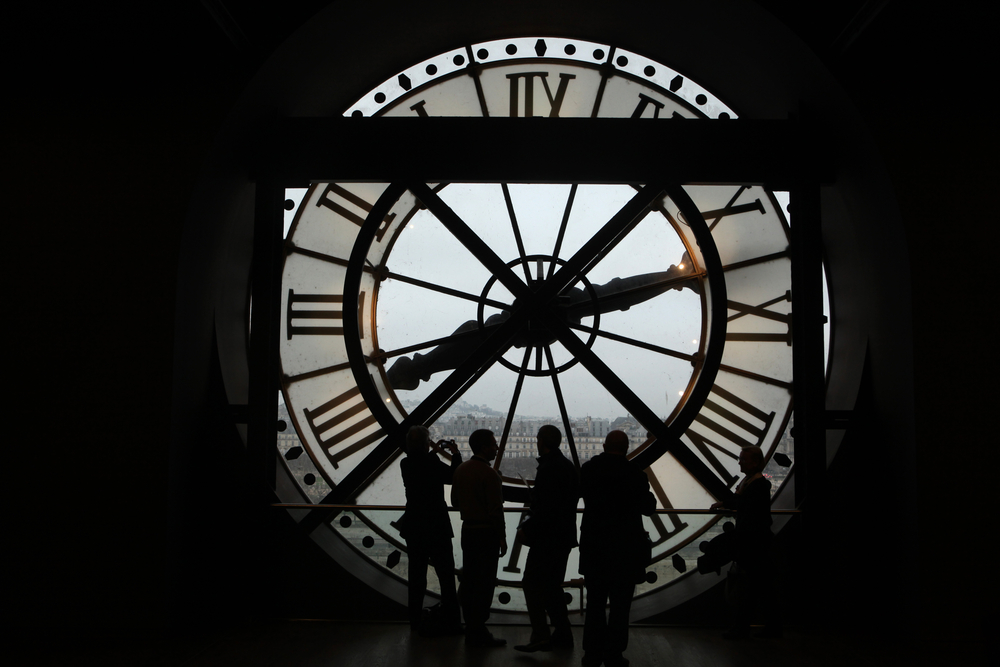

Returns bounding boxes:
[7,0,994,640]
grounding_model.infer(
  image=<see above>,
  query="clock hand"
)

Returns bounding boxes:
[384,253,697,390]
[386,312,511,390]
[563,251,700,319]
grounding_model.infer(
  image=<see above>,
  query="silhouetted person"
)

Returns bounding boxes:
[580,431,655,667]
[514,425,580,652]
[399,425,462,635]
[451,429,508,647]
[710,445,776,639]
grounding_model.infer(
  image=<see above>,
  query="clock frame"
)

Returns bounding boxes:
[259,36,825,615]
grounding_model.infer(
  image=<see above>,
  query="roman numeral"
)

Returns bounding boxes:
[315,183,396,241]
[679,186,766,232]
[645,469,689,547]
[409,100,428,117]
[287,289,368,340]
[506,72,575,117]
[726,291,792,345]
[702,199,766,233]
[684,384,775,487]
[303,386,385,469]
[631,93,665,118]
[286,289,342,339]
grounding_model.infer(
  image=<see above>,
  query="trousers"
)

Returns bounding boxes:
[522,544,572,640]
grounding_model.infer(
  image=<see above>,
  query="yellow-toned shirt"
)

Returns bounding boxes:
[451,456,505,540]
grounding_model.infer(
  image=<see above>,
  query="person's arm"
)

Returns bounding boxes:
[438,440,462,483]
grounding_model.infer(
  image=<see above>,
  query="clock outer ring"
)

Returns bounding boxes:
[339,180,729,502]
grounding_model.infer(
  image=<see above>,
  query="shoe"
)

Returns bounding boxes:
[466,632,507,647]
[550,629,574,649]
[514,639,553,652]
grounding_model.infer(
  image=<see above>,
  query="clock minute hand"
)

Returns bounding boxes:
[564,252,701,319]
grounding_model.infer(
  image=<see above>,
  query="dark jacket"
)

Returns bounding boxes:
[521,447,580,549]
[399,449,461,547]
[579,452,656,578]
[721,474,772,570]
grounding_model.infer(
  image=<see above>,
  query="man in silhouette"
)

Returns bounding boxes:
[710,445,776,639]
[399,425,462,635]
[580,430,655,667]
[451,429,508,647]
[514,425,580,652]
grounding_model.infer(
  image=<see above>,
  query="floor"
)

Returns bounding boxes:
[12,622,989,667]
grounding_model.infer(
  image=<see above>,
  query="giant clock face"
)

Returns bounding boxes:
[277,37,798,612]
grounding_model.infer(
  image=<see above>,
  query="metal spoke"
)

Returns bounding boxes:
[495,347,532,469]
[542,314,730,500]
[409,181,531,301]
[381,269,510,311]
[537,182,665,302]
[547,183,577,279]
[374,326,488,362]
[566,322,697,362]
[544,345,580,470]
[337,312,527,501]
[501,182,531,284]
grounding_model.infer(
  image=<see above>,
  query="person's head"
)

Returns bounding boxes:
[406,425,431,455]
[469,429,498,461]
[738,446,764,474]
[536,424,562,455]
[603,430,629,456]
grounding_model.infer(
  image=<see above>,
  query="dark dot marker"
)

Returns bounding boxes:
[351,110,363,118]
[276,419,287,431]
[426,64,437,75]
[563,592,573,604]
[616,56,628,67]
[695,94,707,105]
[672,553,687,573]
[564,44,576,55]
[340,515,352,528]
[593,49,605,60]
[506,44,517,55]
[374,92,386,104]
[498,592,511,604]
[644,65,655,77]
[362,536,375,548]
[453,55,465,66]
[645,571,658,584]
[303,473,315,485]
[718,112,731,120]
[283,200,294,211]
[477,48,489,60]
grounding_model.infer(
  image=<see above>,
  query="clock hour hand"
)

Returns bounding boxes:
[385,312,511,390]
